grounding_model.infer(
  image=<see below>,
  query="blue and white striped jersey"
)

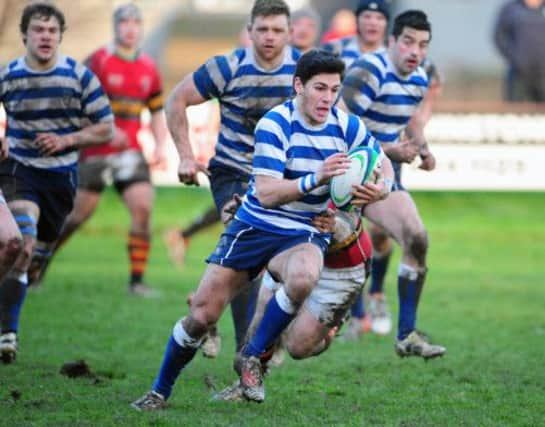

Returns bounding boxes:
[236,99,382,235]
[341,51,428,145]
[0,55,113,173]
[321,36,386,68]
[193,46,300,175]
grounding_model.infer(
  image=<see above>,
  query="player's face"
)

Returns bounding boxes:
[389,27,430,76]
[116,17,142,49]
[295,73,341,126]
[249,14,290,62]
[24,16,62,66]
[290,16,318,53]
[357,11,387,46]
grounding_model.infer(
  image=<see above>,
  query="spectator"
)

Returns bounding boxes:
[493,0,545,102]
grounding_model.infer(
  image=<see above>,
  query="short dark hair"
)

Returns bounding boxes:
[392,10,431,40]
[250,0,290,23]
[20,2,66,35]
[295,49,345,85]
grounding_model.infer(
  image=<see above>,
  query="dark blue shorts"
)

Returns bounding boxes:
[0,158,77,242]
[209,165,250,213]
[207,218,329,279]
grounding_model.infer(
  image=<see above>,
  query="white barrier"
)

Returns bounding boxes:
[2,107,545,190]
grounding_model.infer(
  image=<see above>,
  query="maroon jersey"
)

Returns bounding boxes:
[81,46,163,159]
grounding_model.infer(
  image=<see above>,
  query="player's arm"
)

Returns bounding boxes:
[165,74,209,185]
[34,121,114,155]
[255,152,351,208]
[149,110,169,167]
[406,68,441,171]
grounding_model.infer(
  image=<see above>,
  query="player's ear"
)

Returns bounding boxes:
[294,77,303,95]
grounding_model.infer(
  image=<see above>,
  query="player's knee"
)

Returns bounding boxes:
[285,337,310,360]
[406,228,428,261]
[286,270,318,303]
[4,237,24,265]
[131,204,151,227]
[183,314,210,339]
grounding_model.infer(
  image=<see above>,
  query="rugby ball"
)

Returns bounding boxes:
[329,146,381,210]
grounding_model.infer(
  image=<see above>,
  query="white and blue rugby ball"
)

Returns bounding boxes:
[329,146,381,210]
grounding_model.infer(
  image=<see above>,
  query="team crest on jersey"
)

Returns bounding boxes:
[108,73,124,87]
[140,76,151,93]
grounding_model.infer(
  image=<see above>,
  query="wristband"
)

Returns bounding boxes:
[297,173,318,194]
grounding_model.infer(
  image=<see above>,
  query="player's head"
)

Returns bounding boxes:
[248,0,291,62]
[294,50,345,125]
[389,10,431,76]
[113,3,143,49]
[290,7,321,53]
[355,0,389,48]
[20,2,66,65]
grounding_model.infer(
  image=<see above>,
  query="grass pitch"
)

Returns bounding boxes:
[1,188,544,426]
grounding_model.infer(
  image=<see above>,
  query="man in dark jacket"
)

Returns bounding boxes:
[494,0,545,102]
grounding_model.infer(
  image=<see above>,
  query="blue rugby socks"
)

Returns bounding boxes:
[0,275,27,333]
[369,251,391,295]
[350,292,365,319]
[152,320,201,399]
[230,276,259,351]
[243,287,296,358]
[397,264,425,340]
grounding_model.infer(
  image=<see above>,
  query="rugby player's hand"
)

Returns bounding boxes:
[316,152,351,185]
[312,209,335,233]
[177,158,210,186]
[149,145,168,170]
[418,151,436,171]
[110,128,129,149]
[351,181,385,207]
[0,136,8,160]
[221,193,243,225]
[34,133,72,155]
[384,138,419,163]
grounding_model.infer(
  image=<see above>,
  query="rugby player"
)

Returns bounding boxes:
[158,0,300,358]
[0,2,113,363]
[131,49,389,409]
[27,3,168,297]
[340,10,446,359]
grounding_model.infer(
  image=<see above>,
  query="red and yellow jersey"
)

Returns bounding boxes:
[81,45,163,159]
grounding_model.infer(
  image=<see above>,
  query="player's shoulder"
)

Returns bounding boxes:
[0,58,21,79]
[259,99,294,129]
[347,51,387,82]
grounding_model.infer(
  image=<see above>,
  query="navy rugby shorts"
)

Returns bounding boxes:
[206,218,329,279]
[0,158,76,242]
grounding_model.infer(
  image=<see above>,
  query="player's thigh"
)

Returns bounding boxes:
[364,191,424,244]
[190,263,250,326]
[68,189,102,223]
